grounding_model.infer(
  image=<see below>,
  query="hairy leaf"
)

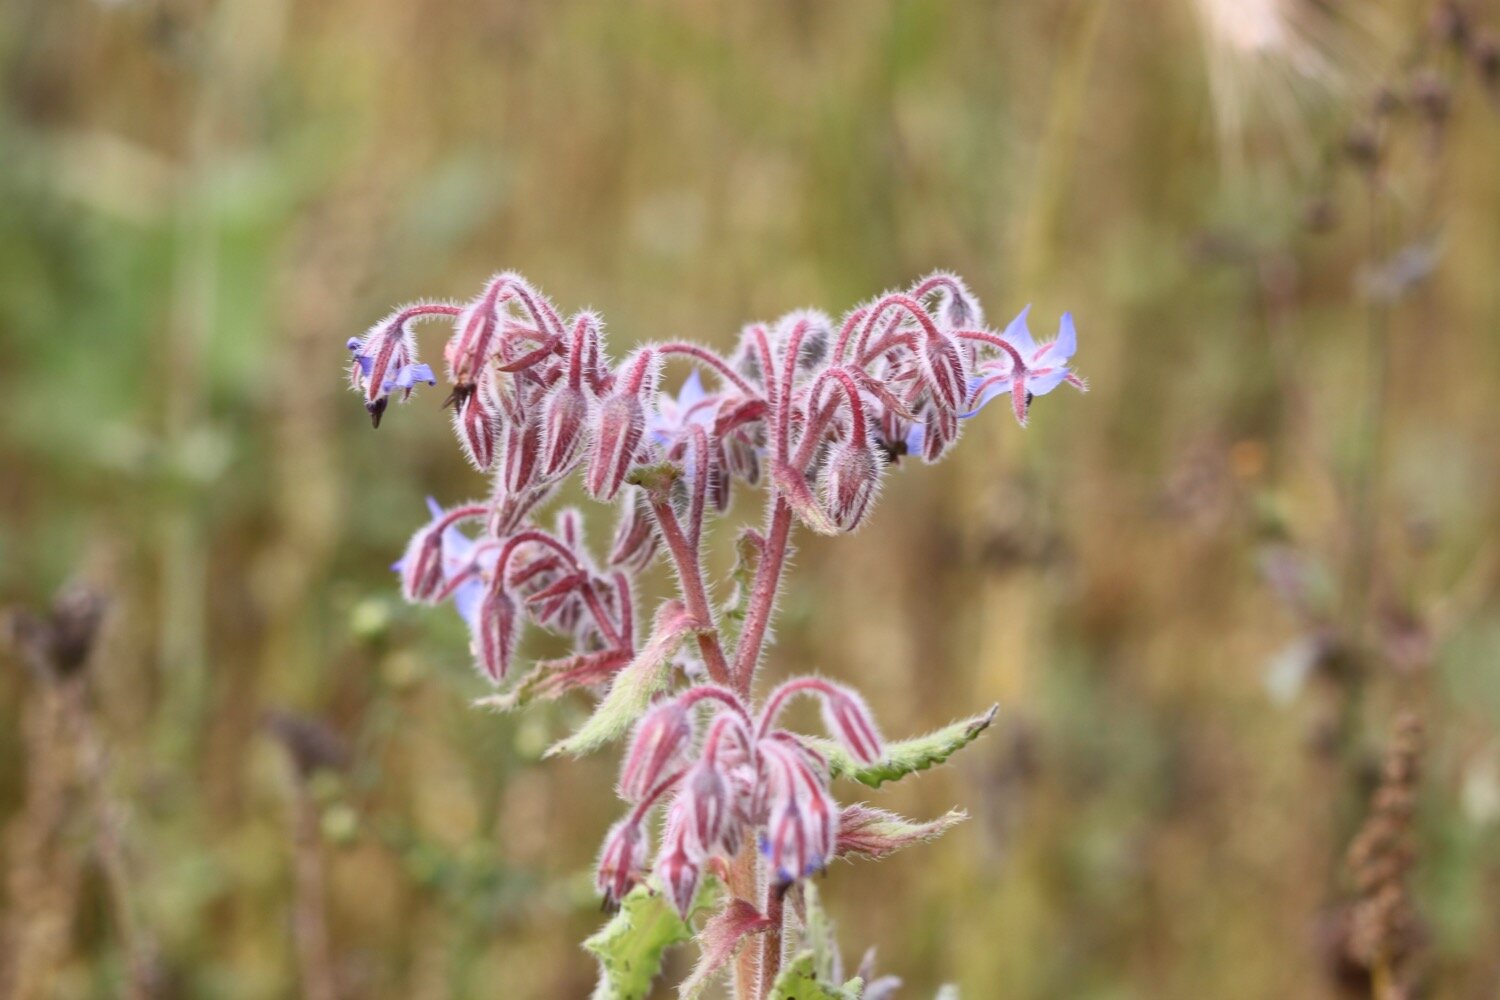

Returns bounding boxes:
[547,601,706,757]
[678,897,772,999]
[835,805,967,862]
[474,648,631,713]
[815,704,998,788]
[768,952,863,1000]
[585,883,694,1000]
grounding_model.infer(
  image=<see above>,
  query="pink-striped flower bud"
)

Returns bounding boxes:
[655,820,702,919]
[452,379,502,471]
[907,404,959,464]
[608,495,659,572]
[447,287,501,387]
[586,392,646,501]
[617,700,693,803]
[670,760,734,860]
[501,415,543,494]
[469,584,520,684]
[917,332,969,414]
[760,741,839,884]
[819,685,884,766]
[818,442,884,532]
[595,818,648,910]
[397,521,447,604]
[540,383,589,479]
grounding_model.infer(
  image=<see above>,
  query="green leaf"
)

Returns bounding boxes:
[767,952,863,1000]
[585,883,694,1000]
[546,600,707,757]
[816,704,998,788]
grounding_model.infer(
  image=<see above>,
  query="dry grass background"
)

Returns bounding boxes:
[2,1,1499,997]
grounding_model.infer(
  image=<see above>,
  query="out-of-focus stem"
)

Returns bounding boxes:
[68,683,159,999]
[648,499,732,687]
[291,781,338,1000]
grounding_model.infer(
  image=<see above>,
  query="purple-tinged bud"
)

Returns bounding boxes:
[818,442,884,532]
[723,429,762,486]
[595,818,648,910]
[540,383,589,479]
[398,522,447,604]
[819,686,884,765]
[618,700,693,803]
[759,740,839,883]
[608,495,659,573]
[917,332,969,414]
[447,288,502,387]
[502,416,543,494]
[655,821,702,919]
[907,404,959,464]
[586,393,646,501]
[452,379,502,471]
[470,584,520,685]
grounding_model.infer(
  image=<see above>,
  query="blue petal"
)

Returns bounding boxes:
[959,379,1012,419]
[354,354,374,376]
[1054,313,1077,360]
[1002,305,1037,356]
[1027,368,1069,396]
[453,578,485,629]
[678,369,707,408]
[425,496,445,519]
[903,423,925,455]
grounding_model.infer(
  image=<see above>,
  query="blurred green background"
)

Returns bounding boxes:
[2,1,1499,997]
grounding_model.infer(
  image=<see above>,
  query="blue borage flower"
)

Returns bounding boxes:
[905,307,1086,454]
[392,498,493,629]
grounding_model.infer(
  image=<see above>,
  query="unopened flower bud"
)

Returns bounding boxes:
[819,442,883,532]
[820,686,884,765]
[655,822,702,918]
[917,333,969,413]
[540,383,589,479]
[502,416,543,493]
[671,760,734,859]
[452,379,502,471]
[618,699,693,802]
[760,742,838,883]
[586,393,646,501]
[470,584,520,684]
[398,521,447,603]
[595,819,648,909]
[608,495,659,572]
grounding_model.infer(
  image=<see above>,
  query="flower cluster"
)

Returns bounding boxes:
[599,678,882,916]
[344,270,1083,993]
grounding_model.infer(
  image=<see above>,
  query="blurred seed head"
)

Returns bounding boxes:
[4,581,107,682]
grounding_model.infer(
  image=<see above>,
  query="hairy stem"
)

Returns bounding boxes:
[757,884,785,999]
[732,497,794,694]
[648,499,733,687]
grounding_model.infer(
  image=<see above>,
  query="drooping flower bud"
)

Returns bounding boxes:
[759,741,839,884]
[586,392,647,501]
[608,495,659,572]
[916,332,969,414]
[452,377,503,471]
[906,404,959,464]
[818,442,884,532]
[655,820,702,918]
[818,685,884,765]
[397,521,447,603]
[502,415,543,494]
[470,584,520,684]
[540,383,589,479]
[595,818,649,909]
[670,759,734,860]
[618,699,693,802]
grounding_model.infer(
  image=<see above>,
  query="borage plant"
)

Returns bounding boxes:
[344,272,1084,998]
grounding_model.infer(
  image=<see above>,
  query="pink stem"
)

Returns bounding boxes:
[647,499,733,688]
[655,343,760,396]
